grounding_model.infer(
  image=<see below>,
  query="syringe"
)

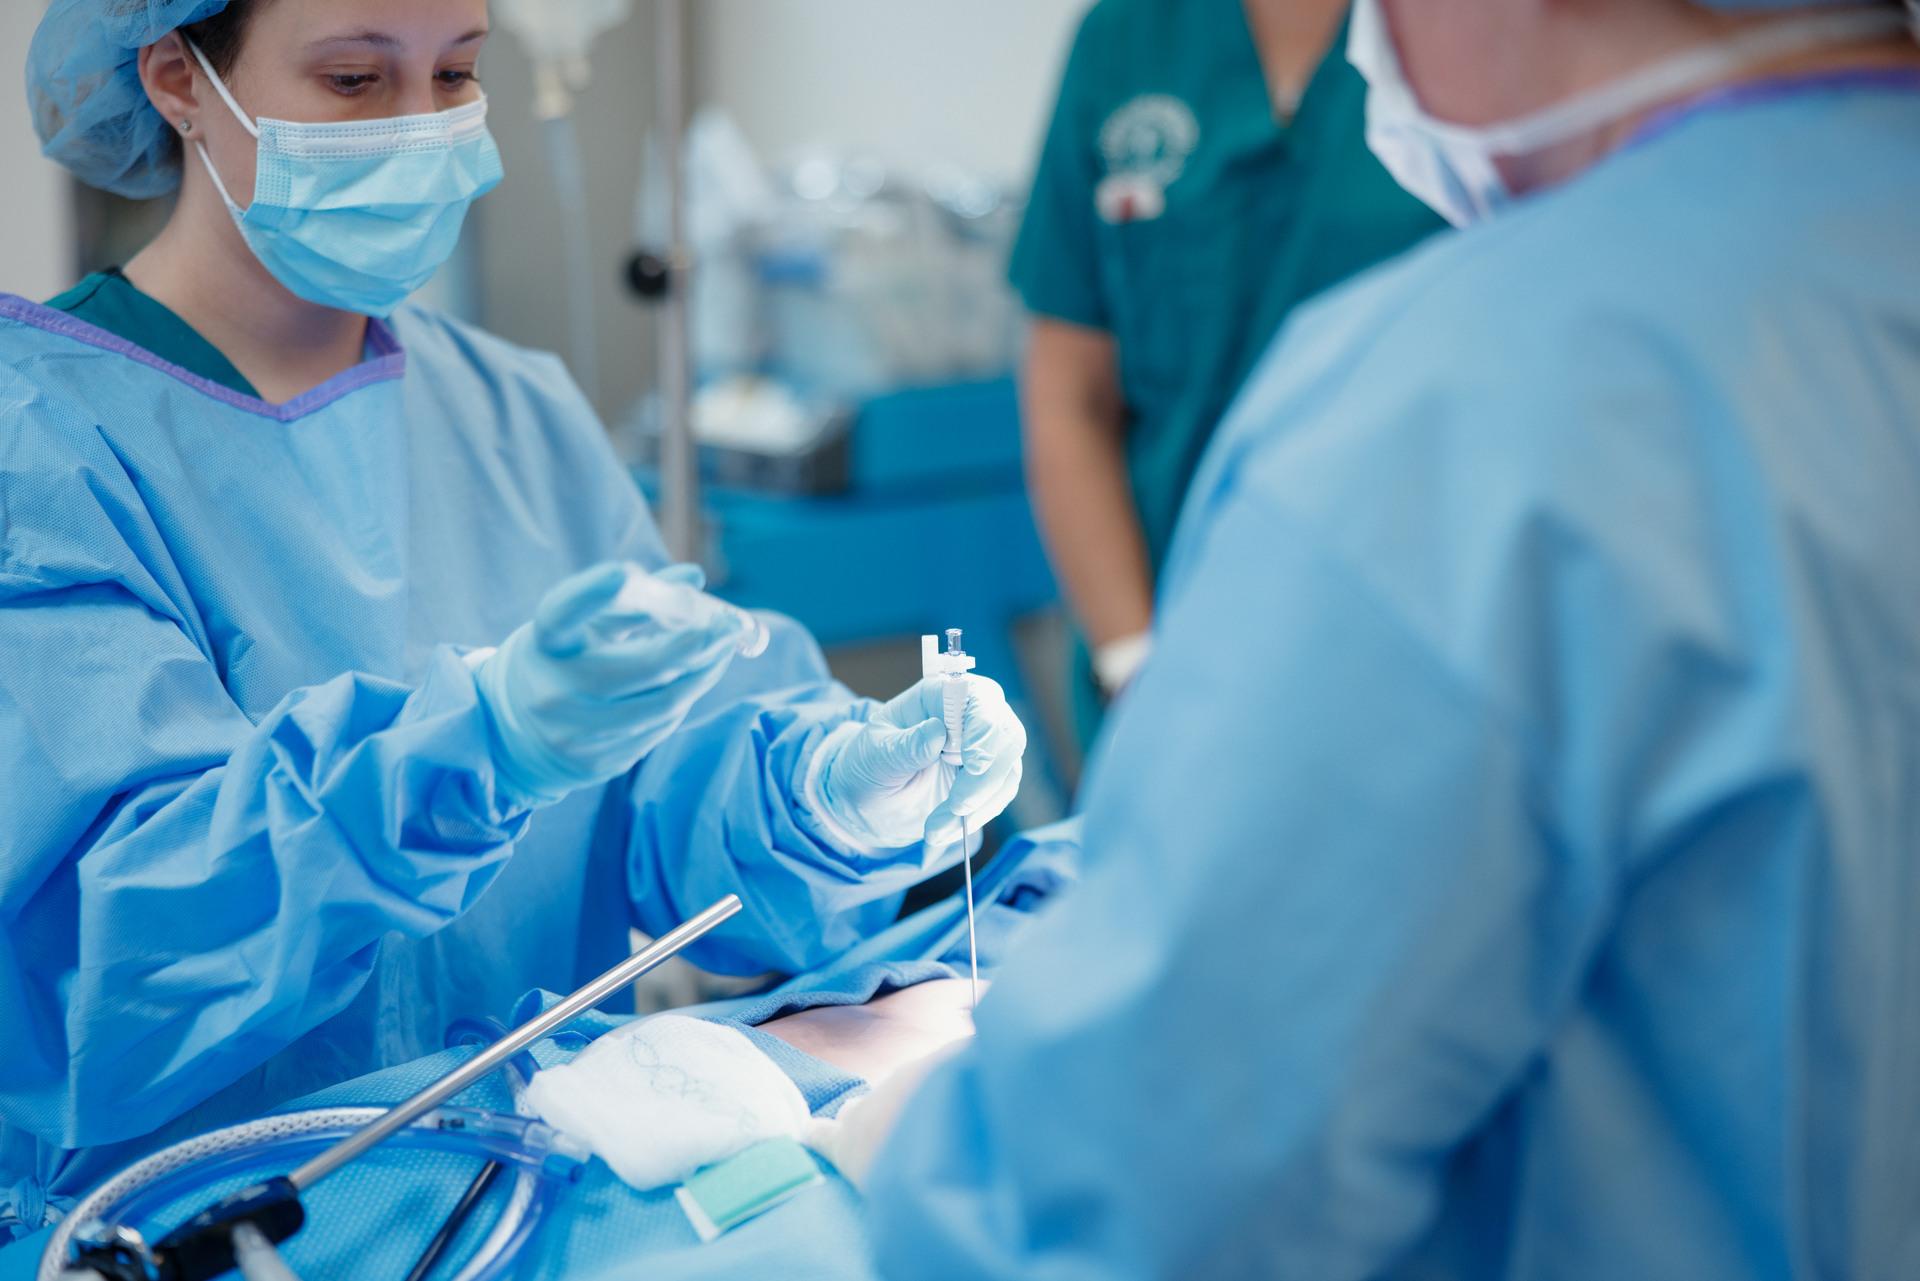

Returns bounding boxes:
[922,629,980,1010]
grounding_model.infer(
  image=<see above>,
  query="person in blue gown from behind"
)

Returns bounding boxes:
[859,1,1920,1277]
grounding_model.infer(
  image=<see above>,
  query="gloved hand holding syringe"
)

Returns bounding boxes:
[482,565,1026,887]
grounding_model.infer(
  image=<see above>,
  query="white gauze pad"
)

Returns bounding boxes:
[525,1014,812,1190]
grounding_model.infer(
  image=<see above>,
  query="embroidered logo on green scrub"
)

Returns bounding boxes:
[1095,94,1201,224]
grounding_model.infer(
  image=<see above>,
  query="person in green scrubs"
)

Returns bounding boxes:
[1013,0,1443,747]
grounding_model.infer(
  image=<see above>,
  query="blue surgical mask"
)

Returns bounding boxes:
[187,40,503,316]
[1348,0,1915,228]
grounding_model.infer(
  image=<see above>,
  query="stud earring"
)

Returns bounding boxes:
[179,119,193,135]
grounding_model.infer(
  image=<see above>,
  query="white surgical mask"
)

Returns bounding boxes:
[1348,0,1916,227]
[187,40,503,316]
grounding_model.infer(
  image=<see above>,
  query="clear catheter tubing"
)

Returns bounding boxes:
[41,1108,582,1281]
[543,114,600,407]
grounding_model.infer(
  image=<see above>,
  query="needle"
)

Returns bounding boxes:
[924,629,982,1015]
[961,816,979,1011]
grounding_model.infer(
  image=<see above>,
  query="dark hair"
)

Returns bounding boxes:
[181,1,259,79]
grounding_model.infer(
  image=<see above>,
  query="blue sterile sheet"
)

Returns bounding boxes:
[5,823,1079,1281]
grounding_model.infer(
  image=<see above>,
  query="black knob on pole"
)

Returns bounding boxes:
[626,249,674,302]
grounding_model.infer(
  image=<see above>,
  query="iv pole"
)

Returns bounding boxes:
[651,0,700,563]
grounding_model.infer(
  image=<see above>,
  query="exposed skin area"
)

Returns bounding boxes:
[760,978,986,1083]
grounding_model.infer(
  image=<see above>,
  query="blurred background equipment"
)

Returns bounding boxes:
[495,0,637,414]
[613,108,1067,817]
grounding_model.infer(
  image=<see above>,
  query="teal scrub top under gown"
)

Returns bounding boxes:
[45,269,259,398]
[1010,0,1443,740]
[0,298,937,1245]
[869,73,1920,1279]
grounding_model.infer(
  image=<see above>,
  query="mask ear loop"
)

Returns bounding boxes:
[184,38,261,139]
[182,37,259,214]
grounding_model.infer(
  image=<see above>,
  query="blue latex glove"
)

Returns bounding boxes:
[476,561,758,806]
[804,676,1026,859]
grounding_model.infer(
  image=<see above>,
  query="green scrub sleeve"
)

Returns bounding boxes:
[1008,8,1112,333]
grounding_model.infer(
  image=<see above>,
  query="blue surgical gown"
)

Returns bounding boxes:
[0,298,930,1244]
[865,74,1920,1279]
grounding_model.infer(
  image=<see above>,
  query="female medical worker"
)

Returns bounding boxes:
[855,0,1920,1277]
[0,0,1025,1247]
[1014,0,1441,746]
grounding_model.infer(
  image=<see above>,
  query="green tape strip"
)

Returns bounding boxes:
[676,1138,823,1243]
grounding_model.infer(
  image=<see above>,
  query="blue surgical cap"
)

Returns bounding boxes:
[28,0,234,199]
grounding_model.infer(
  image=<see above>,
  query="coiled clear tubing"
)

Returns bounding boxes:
[40,1106,584,1281]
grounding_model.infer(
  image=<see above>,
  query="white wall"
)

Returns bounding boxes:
[0,0,73,299]
[693,0,1091,184]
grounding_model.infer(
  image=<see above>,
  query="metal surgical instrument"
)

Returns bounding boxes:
[56,896,744,1281]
